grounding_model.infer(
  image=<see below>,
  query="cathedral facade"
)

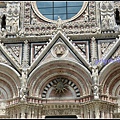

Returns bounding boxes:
[0,1,120,119]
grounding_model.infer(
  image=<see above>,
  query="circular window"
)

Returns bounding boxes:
[32,1,88,23]
[36,1,83,20]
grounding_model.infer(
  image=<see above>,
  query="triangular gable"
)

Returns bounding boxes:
[36,38,83,67]
[98,38,120,70]
[28,31,91,74]
[0,41,21,74]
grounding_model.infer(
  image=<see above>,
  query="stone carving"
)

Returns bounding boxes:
[0,1,120,119]
[55,44,65,56]
[54,80,68,95]
[24,2,32,24]
[100,40,115,58]
[91,66,100,99]
[42,105,80,116]
[34,45,43,55]
[22,1,99,36]
[11,21,18,33]
[19,40,29,101]
[11,46,20,57]
[74,42,88,60]
[84,11,89,22]
[0,27,7,38]
[92,66,99,85]
[91,37,97,65]
[112,46,120,59]
[6,20,18,33]
[0,52,8,64]
[6,44,22,64]
[19,86,26,101]
[92,85,99,99]
[19,71,29,101]
[22,40,29,69]
[6,2,20,34]
[52,42,68,58]
[57,16,62,29]
[0,40,21,67]
[30,43,47,63]
[88,1,95,21]
[100,1,116,32]
[102,15,115,30]
[102,16,110,29]
[42,78,80,98]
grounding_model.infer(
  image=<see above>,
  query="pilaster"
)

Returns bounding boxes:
[91,37,97,65]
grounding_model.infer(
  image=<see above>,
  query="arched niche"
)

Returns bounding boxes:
[0,63,21,99]
[99,62,120,96]
[28,60,92,98]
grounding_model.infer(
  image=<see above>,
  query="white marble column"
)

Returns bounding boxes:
[107,110,110,118]
[34,108,38,118]
[84,107,88,118]
[87,111,90,118]
[38,109,41,118]
[27,110,31,118]
[104,111,107,118]
[94,104,100,119]
[89,110,93,118]
[21,110,25,118]
[101,111,104,118]
[110,110,113,118]
[32,109,34,118]
[12,109,15,118]
[81,107,84,118]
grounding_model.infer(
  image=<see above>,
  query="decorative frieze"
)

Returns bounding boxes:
[5,43,22,65]
[6,1,20,34]
[99,1,117,32]
[112,46,120,59]
[98,39,116,60]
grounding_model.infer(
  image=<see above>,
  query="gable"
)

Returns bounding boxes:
[28,31,91,74]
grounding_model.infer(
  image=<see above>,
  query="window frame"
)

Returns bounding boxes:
[31,1,88,24]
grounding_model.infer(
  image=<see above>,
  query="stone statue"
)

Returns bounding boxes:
[108,17,114,29]
[12,21,18,33]
[92,66,99,85]
[57,16,62,29]
[19,86,26,101]
[19,71,28,101]
[102,16,109,29]
[91,66,100,99]
[93,85,99,99]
